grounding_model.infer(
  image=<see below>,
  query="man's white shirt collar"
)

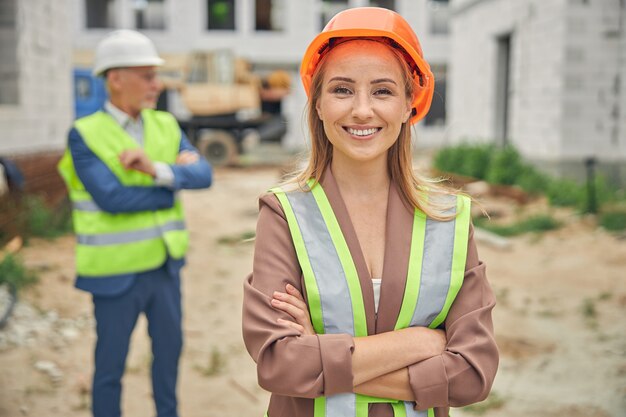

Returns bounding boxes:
[104,101,144,145]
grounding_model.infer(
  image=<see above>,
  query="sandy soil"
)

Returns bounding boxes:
[0,166,625,417]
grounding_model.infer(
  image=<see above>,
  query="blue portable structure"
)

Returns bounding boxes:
[73,68,107,119]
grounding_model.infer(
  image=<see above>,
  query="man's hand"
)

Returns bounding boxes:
[119,149,156,177]
[176,151,200,165]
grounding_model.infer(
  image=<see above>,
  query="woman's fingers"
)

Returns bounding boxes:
[285,283,305,301]
[271,296,310,324]
[277,318,305,334]
[274,289,308,312]
[272,286,316,335]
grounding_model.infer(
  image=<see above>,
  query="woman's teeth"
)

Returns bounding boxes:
[347,127,378,136]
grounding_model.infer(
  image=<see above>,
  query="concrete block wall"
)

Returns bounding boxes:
[449,0,626,166]
[560,0,623,162]
[621,4,626,161]
[448,0,567,159]
[0,0,73,155]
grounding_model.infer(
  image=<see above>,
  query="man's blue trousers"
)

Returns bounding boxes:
[92,265,182,417]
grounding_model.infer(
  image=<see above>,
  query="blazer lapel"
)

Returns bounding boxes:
[375,183,414,334]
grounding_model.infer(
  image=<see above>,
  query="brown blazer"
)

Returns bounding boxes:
[242,168,499,417]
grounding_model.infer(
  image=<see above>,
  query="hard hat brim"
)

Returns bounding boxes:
[93,57,165,77]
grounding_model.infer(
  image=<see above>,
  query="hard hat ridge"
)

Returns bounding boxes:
[93,29,164,76]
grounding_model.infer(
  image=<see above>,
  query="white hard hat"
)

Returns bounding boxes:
[93,29,164,76]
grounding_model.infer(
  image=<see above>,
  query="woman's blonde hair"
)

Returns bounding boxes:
[287,39,459,221]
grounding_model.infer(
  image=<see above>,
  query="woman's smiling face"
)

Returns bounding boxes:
[315,40,412,166]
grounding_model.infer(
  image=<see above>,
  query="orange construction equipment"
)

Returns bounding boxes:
[300,7,434,125]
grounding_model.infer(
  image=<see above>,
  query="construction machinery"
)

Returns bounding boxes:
[159,49,289,166]
[74,49,289,166]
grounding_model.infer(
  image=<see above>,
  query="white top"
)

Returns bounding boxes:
[372,278,382,314]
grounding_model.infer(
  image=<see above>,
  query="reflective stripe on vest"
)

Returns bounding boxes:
[76,220,186,246]
[273,182,470,417]
[72,200,101,212]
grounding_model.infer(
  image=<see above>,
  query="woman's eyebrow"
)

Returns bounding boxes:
[328,76,398,85]
[371,78,397,85]
[328,76,355,83]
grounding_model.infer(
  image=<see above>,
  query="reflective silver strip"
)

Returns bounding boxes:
[285,191,355,335]
[405,402,428,417]
[286,190,357,417]
[77,220,186,246]
[73,200,101,212]
[409,197,457,328]
[327,393,355,417]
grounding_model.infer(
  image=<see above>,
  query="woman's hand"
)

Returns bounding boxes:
[271,284,316,335]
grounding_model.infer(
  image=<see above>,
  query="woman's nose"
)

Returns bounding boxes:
[351,93,374,120]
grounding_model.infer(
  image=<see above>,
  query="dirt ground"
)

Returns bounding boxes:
[0,166,625,417]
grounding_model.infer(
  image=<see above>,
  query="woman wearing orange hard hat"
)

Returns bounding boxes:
[243,7,498,417]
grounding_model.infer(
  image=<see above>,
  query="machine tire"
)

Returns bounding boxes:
[196,129,238,166]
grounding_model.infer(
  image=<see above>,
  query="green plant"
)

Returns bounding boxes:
[196,347,226,377]
[485,146,524,185]
[599,209,626,232]
[434,143,625,213]
[581,298,597,319]
[433,145,464,175]
[458,144,494,179]
[546,178,584,207]
[475,214,561,237]
[0,254,38,292]
[516,166,550,195]
[433,142,494,179]
[21,196,73,239]
[216,230,256,245]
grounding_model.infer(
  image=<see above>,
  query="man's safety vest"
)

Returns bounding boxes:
[57,109,189,277]
[272,181,471,417]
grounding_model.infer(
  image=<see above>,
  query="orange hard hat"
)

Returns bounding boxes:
[300,7,434,125]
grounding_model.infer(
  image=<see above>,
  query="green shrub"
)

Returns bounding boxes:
[433,142,494,179]
[516,166,551,195]
[546,178,584,207]
[459,144,494,179]
[21,196,72,239]
[485,146,524,185]
[599,210,626,231]
[433,145,463,175]
[433,143,625,212]
[476,214,561,237]
[592,175,619,206]
[0,254,38,292]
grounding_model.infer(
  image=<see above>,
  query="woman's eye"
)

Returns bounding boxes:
[332,86,352,95]
[374,88,393,96]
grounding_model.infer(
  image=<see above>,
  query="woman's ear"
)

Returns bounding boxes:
[403,101,413,123]
[315,101,323,121]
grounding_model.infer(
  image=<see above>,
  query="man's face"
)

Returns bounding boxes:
[107,66,161,116]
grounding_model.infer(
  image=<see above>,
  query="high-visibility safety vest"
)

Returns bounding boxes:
[57,109,189,277]
[271,181,471,417]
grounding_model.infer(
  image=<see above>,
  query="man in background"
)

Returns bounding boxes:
[58,30,212,417]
